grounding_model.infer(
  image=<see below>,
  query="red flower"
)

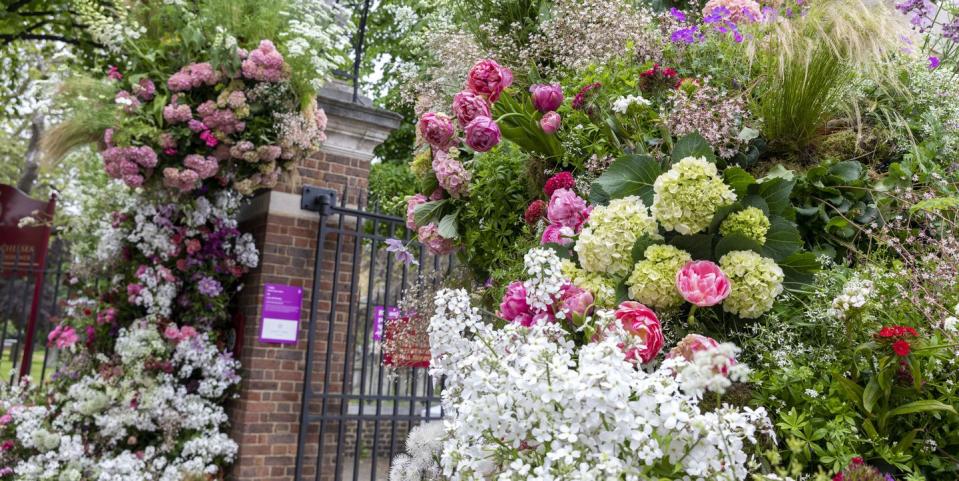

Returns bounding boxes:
[572,83,601,110]
[892,339,911,357]
[851,457,864,465]
[544,172,576,197]
[832,472,844,481]
[877,325,918,338]
[523,200,547,225]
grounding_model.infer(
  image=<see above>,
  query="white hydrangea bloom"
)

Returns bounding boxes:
[575,196,662,278]
[652,156,737,235]
[719,250,784,319]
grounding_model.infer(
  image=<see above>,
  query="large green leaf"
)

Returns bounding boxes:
[724,167,756,197]
[779,252,820,290]
[761,216,803,261]
[714,234,763,260]
[413,199,448,226]
[834,377,865,411]
[863,377,880,414]
[828,160,864,182]
[749,177,795,215]
[589,154,662,206]
[671,132,716,163]
[438,212,459,239]
[884,400,957,421]
[669,234,715,261]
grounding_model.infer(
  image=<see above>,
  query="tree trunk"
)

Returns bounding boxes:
[16,113,44,194]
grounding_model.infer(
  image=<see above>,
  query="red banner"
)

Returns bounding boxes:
[0,184,56,380]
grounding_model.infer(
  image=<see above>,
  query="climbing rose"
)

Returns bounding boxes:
[465,59,513,102]
[451,91,492,127]
[540,111,561,134]
[544,172,576,197]
[529,83,564,112]
[675,260,731,307]
[615,301,664,363]
[524,199,547,225]
[463,116,501,152]
[418,112,456,150]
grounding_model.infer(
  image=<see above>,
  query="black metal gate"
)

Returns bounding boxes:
[294,186,453,481]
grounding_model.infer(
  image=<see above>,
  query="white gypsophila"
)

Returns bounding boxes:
[129,266,178,319]
[826,276,873,320]
[278,0,353,91]
[95,219,125,262]
[522,248,566,312]
[612,94,652,114]
[422,288,774,480]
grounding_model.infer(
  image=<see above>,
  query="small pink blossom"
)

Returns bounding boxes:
[47,324,78,349]
[405,194,428,230]
[0,414,12,426]
[199,130,219,147]
[107,65,123,80]
[184,154,219,179]
[675,260,731,307]
[668,333,736,374]
[133,78,156,101]
[241,40,288,82]
[432,150,471,198]
[540,111,561,134]
[417,223,456,255]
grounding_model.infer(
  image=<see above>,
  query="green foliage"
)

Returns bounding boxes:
[492,90,564,158]
[368,161,418,216]
[458,144,534,280]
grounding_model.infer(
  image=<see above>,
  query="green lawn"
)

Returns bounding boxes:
[0,347,48,383]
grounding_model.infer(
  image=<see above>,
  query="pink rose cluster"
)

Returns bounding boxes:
[102,139,159,189]
[163,323,199,343]
[47,324,79,350]
[541,184,590,246]
[498,280,594,327]
[432,150,471,198]
[241,40,288,82]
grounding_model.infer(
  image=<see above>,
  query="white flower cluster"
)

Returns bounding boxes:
[73,0,145,53]
[943,304,959,333]
[522,248,567,311]
[127,203,178,260]
[418,289,774,480]
[611,94,652,114]
[390,422,445,481]
[278,0,353,91]
[6,323,240,481]
[826,276,874,320]
[665,342,751,398]
[130,266,178,319]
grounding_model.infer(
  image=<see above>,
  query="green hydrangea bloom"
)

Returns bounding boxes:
[720,207,771,244]
[719,250,784,319]
[626,244,691,309]
[651,156,737,235]
[562,259,618,308]
[574,196,662,278]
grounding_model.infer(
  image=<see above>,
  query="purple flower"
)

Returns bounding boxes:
[529,83,564,113]
[385,238,418,266]
[671,26,702,44]
[198,276,223,297]
[670,7,687,22]
[540,111,561,134]
[929,56,941,70]
[463,116,501,152]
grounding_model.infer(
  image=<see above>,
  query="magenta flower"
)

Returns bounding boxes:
[463,116,501,152]
[675,260,731,307]
[107,65,123,80]
[47,324,78,349]
[559,283,593,319]
[547,188,589,231]
[418,112,456,150]
[540,224,573,246]
[465,59,513,102]
[133,78,156,101]
[529,83,564,112]
[614,301,664,363]
[499,281,534,326]
[451,91,492,127]
[540,111,562,134]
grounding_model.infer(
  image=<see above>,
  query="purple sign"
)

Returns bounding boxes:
[372,305,400,342]
[259,283,303,344]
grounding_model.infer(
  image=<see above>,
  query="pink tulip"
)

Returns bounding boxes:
[463,116,501,152]
[615,301,664,363]
[451,91,492,127]
[529,83,564,112]
[547,188,589,231]
[668,333,736,374]
[675,260,731,307]
[540,111,561,134]
[417,112,456,150]
[559,284,593,318]
[499,281,534,326]
[540,224,573,246]
[465,59,513,102]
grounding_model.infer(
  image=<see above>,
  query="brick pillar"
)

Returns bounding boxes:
[228,82,401,481]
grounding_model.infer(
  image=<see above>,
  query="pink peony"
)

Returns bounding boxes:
[540,111,561,134]
[405,193,428,230]
[418,112,456,149]
[499,281,534,326]
[559,283,593,319]
[432,150,471,198]
[529,83,564,112]
[675,260,731,307]
[451,91,492,127]
[463,116,501,152]
[615,301,664,363]
[47,325,78,350]
[547,188,589,231]
[241,40,288,82]
[541,224,573,246]
[466,59,513,102]
[163,324,181,341]
[417,223,457,255]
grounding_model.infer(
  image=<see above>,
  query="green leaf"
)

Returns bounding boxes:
[885,400,957,419]
[631,236,660,262]
[834,377,865,411]
[714,234,763,260]
[589,154,662,206]
[671,133,716,163]
[749,177,795,215]
[908,196,959,215]
[412,200,448,227]
[779,252,820,290]
[742,195,770,215]
[669,234,715,260]
[759,164,795,182]
[761,216,803,261]
[863,377,880,414]
[437,213,459,239]
[543,243,572,259]
[828,160,864,182]
[724,167,756,197]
